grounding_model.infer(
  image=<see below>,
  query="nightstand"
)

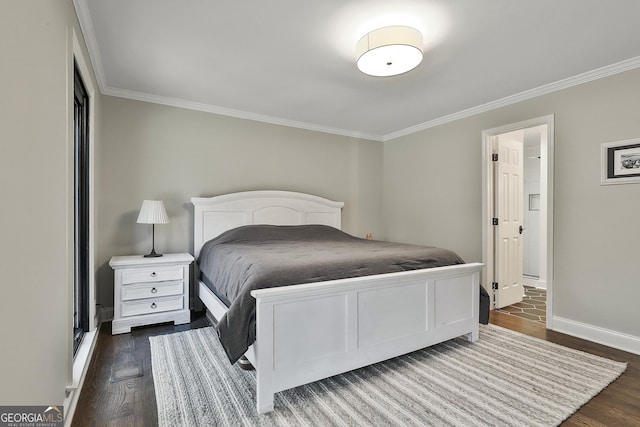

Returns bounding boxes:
[109,253,194,334]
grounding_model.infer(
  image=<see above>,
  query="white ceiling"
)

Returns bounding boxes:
[75,0,640,141]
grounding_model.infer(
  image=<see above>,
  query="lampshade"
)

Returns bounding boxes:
[356,26,423,77]
[136,200,169,224]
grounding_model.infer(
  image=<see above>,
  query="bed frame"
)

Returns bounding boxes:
[191,190,483,414]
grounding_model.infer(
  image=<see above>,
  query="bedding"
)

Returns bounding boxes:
[197,224,466,363]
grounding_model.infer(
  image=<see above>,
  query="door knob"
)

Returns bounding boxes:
[519,225,523,234]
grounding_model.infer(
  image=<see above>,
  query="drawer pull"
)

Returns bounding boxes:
[150,272,157,277]
[151,287,157,294]
[151,302,157,309]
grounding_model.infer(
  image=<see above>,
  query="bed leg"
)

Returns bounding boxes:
[465,327,479,343]
[254,299,276,413]
[256,389,275,414]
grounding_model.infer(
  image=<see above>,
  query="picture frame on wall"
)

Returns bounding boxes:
[601,138,640,185]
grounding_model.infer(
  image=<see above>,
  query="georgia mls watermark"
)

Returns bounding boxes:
[0,406,63,427]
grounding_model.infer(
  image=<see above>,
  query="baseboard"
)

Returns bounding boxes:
[552,316,640,356]
[521,276,546,289]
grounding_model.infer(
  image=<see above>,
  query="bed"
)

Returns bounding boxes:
[192,190,483,414]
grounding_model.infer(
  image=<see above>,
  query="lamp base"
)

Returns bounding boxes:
[144,249,163,258]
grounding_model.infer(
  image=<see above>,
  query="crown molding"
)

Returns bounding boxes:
[383,56,640,141]
[90,54,640,143]
[73,0,108,92]
[102,86,383,141]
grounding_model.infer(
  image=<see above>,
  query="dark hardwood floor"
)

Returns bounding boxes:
[71,311,211,427]
[72,311,640,426]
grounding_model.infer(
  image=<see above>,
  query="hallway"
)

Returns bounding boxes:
[495,286,546,324]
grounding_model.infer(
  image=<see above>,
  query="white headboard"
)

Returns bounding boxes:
[191,190,344,257]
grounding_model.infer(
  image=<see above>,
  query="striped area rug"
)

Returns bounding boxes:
[149,325,626,426]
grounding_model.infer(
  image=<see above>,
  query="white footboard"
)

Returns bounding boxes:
[250,262,482,413]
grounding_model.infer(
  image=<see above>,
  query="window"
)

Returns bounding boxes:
[73,63,90,356]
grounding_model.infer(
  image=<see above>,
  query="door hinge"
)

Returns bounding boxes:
[492,218,498,226]
[492,153,498,161]
[492,282,499,290]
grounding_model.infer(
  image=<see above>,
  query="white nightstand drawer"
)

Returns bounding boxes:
[121,296,183,317]
[121,280,183,301]
[122,266,183,284]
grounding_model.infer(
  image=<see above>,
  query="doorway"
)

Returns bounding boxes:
[482,116,554,329]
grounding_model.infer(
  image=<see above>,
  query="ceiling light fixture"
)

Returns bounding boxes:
[356,26,423,77]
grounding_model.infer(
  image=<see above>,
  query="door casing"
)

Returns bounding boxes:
[481,115,554,328]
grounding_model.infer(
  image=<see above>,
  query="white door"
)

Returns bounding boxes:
[494,133,524,308]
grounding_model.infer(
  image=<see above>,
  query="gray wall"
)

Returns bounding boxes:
[0,0,102,405]
[383,68,640,338]
[97,97,383,308]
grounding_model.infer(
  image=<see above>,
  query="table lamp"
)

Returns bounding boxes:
[137,200,169,257]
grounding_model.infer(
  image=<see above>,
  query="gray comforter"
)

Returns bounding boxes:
[197,224,465,363]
